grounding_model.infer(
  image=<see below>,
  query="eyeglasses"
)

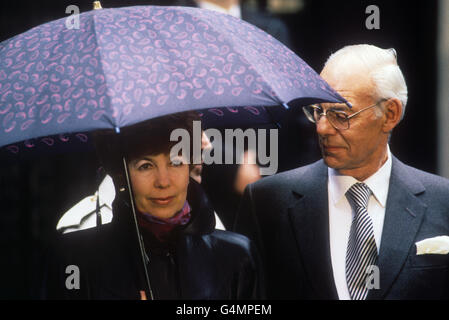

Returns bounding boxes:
[302,99,386,130]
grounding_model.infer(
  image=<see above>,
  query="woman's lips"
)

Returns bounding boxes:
[150,196,175,205]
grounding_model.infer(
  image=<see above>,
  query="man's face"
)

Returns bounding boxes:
[317,69,389,180]
[128,153,190,219]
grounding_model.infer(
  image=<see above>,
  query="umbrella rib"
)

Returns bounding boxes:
[91,10,121,131]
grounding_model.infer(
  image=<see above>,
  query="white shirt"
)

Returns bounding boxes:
[328,146,392,300]
[196,1,242,19]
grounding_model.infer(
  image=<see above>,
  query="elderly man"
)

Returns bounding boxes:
[234,44,449,300]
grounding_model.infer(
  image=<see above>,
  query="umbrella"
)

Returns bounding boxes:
[0,4,349,299]
[0,5,348,150]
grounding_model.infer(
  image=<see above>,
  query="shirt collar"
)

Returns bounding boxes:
[328,145,392,207]
[196,1,242,19]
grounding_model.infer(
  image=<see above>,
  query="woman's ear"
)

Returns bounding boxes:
[382,98,403,133]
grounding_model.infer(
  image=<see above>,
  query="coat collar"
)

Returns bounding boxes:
[182,178,216,236]
[287,157,427,300]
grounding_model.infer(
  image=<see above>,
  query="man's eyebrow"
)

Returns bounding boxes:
[321,104,350,111]
[327,104,350,111]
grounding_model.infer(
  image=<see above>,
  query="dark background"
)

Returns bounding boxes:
[0,0,438,298]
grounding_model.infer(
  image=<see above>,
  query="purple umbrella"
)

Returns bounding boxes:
[0,5,348,150]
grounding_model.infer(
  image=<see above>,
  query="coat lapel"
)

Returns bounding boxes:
[367,157,427,300]
[287,161,339,299]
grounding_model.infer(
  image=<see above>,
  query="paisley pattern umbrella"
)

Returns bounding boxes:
[0,5,347,151]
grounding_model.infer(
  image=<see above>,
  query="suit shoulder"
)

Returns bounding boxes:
[250,160,323,192]
[400,162,449,189]
[396,161,449,206]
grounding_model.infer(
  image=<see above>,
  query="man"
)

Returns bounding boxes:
[234,44,449,300]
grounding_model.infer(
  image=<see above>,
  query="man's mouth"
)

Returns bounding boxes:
[323,145,344,152]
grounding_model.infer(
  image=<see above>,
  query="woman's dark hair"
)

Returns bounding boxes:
[93,111,200,184]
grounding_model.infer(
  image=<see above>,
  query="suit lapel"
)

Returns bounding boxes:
[367,157,427,300]
[288,161,339,299]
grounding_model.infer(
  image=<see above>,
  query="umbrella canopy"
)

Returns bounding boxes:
[0,5,347,150]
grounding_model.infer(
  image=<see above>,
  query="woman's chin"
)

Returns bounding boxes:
[139,205,181,220]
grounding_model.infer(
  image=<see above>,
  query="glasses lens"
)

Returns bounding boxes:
[302,106,317,123]
[327,110,349,130]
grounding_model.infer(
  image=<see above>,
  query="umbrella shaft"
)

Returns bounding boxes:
[122,156,154,300]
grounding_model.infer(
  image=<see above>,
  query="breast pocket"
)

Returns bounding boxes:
[408,253,449,269]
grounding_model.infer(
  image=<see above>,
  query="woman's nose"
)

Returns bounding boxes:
[154,167,170,188]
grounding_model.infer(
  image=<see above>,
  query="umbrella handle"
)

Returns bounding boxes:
[122,156,155,301]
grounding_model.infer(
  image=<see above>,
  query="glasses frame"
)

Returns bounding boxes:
[302,99,387,130]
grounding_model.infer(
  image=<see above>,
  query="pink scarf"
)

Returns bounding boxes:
[137,201,191,242]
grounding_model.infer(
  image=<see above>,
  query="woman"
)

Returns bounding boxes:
[44,112,263,300]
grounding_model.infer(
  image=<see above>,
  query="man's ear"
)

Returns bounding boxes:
[382,98,403,133]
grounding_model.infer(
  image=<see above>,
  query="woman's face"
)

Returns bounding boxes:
[128,153,190,219]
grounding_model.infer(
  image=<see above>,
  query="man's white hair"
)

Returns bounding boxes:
[324,44,408,119]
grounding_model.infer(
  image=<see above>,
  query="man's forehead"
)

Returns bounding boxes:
[320,73,375,109]
[321,63,374,91]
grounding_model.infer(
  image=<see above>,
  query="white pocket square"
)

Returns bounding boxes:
[415,236,449,255]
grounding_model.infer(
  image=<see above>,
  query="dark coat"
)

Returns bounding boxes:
[44,180,264,300]
[234,157,449,299]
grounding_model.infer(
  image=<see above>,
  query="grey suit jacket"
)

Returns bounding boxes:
[234,156,449,299]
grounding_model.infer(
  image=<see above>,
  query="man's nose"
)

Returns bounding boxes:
[316,115,337,136]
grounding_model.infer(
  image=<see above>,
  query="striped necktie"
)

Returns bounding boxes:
[345,182,378,300]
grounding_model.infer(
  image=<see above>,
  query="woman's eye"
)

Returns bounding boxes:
[138,163,153,171]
